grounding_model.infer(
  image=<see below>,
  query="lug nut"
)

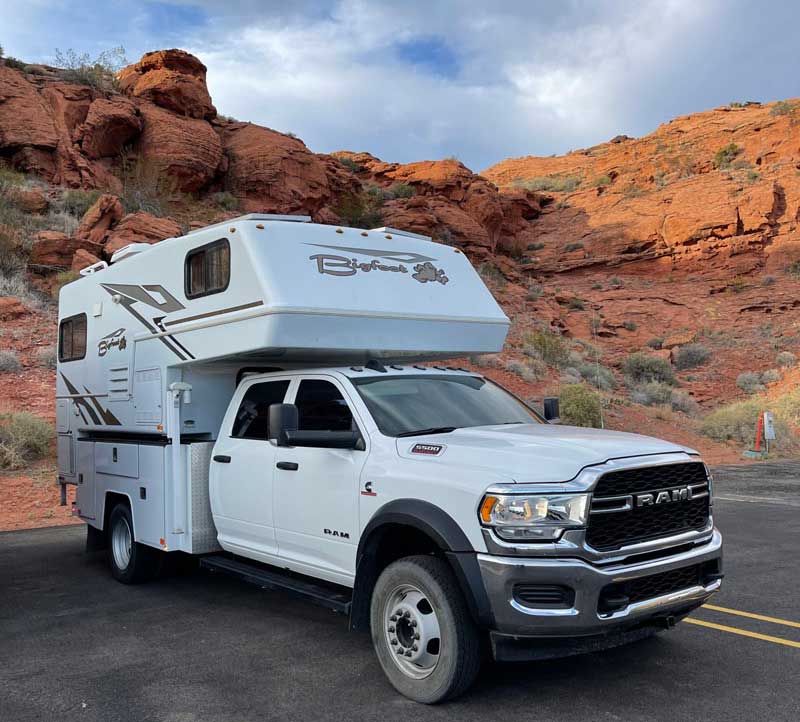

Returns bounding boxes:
[396,648,404,655]
[390,615,398,622]
[388,626,395,633]
[410,620,417,628]
[405,650,412,657]
[412,645,418,652]
[414,633,420,640]
[390,638,397,646]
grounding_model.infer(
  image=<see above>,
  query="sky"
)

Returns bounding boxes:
[3,0,799,171]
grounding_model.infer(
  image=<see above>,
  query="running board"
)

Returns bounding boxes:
[200,555,352,615]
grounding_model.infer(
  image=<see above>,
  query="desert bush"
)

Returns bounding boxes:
[646,336,663,349]
[788,261,800,278]
[630,380,673,406]
[36,345,58,369]
[567,297,585,310]
[50,270,79,300]
[0,412,52,469]
[762,275,776,287]
[523,329,570,367]
[713,143,743,169]
[674,343,711,370]
[578,362,616,391]
[700,396,797,451]
[591,282,602,290]
[609,276,623,288]
[761,368,781,384]
[478,263,506,289]
[0,349,21,372]
[469,354,498,369]
[771,100,795,116]
[387,183,415,199]
[736,371,764,394]
[333,189,384,229]
[622,320,637,331]
[526,281,543,301]
[592,174,611,187]
[564,241,584,252]
[60,189,101,218]
[54,46,127,91]
[670,389,699,415]
[210,191,239,211]
[118,149,175,216]
[506,357,547,383]
[339,157,365,173]
[514,175,582,193]
[559,384,602,428]
[622,352,676,385]
[527,241,545,251]
[776,351,797,367]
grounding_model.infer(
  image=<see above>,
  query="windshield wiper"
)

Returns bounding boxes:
[396,426,458,438]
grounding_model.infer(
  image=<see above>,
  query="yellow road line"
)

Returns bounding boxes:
[685,618,800,648]
[702,603,800,629]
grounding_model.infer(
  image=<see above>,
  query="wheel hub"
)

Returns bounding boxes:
[111,516,132,571]
[384,584,441,679]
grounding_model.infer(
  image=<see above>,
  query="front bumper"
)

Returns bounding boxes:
[478,528,722,642]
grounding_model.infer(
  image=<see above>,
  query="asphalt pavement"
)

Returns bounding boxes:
[1,463,798,722]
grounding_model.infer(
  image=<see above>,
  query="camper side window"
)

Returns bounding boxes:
[185,239,230,299]
[232,380,291,439]
[58,314,87,362]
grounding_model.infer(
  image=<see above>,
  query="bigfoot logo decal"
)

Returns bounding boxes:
[305,243,449,285]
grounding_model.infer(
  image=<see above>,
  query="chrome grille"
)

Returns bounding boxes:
[586,462,711,551]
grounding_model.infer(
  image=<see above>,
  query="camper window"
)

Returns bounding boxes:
[185,239,230,299]
[58,314,87,362]
[295,380,354,432]
[232,379,291,439]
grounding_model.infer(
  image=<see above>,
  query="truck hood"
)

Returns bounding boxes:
[395,423,696,484]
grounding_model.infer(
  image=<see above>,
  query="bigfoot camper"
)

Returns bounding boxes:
[56,215,722,703]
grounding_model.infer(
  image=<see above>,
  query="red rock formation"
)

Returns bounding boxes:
[135,102,222,192]
[117,49,216,120]
[80,97,142,159]
[104,212,182,256]
[28,231,102,272]
[75,194,125,244]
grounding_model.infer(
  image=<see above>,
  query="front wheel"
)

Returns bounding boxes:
[370,555,481,704]
[107,503,159,584]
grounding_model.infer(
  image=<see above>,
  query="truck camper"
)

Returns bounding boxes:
[57,214,722,703]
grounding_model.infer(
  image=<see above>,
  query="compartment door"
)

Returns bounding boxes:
[75,440,96,520]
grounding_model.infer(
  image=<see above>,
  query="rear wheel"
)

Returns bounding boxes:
[370,555,481,704]
[107,503,159,584]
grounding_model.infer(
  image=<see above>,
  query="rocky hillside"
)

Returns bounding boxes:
[1,48,799,528]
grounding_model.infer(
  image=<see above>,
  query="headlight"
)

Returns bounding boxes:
[479,493,590,541]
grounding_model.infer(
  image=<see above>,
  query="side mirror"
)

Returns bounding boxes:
[543,397,560,424]
[268,403,363,449]
[269,403,299,445]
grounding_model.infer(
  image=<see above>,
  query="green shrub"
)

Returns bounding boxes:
[478,262,506,288]
[787,260,800,278]
[771,100,794,116]
[523,329,570,367]
[50,270,79,300]
[776,351,797,367]
[761,368,781,384]
[736,371,764,394]
[567,297,585,310]
[622,320,637,332]
[646,336,664,350]
[622,352,676,385]
[505,357,546,383]
[210,191,239,211]
[527,241,545,251]
[339,157,365,173]
[630,381,673,406]
[609,276,623,288]
[118,150,174,216]
[670,389,699,415]
[514,175,582,193]
[3,56,27,71]
[592,174,611,187]
[387,183,415,199]
[564,241,584,252]
[36,346,58,369]
[699,397,798,451]
[713,143,742,169]
[578,362,616,391]
[0,350,21,372]
[54,46,127,91]
[591,282,602,290]
[60,189,101,218]
[559,384,602,428]
[674,343,711,370]
[0,412,52,469]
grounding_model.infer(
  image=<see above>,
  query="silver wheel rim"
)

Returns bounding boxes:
[383,583,442,680]
[111,515,132,571]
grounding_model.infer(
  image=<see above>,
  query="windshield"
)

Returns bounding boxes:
[352,374,542,437]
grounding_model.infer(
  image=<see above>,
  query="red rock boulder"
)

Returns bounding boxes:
[104,212,182,257]
[28,231,103,272]
[75,194,125,244]
[71,248,102,272]
[136,102,222,192]
[0,297,28,320]
[118,49,216,120]
[80,97,142,159]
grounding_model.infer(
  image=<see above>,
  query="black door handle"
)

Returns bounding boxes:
[213,455,231,463]
[277,461,299,471]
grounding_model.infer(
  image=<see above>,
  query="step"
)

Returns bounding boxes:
[200,555,352,615]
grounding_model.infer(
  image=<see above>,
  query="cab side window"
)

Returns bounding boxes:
[58,314,87,362]
[295,380,354,432]
[232,380,291,439]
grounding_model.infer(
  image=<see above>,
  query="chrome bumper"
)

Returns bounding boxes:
[478,528,722,638]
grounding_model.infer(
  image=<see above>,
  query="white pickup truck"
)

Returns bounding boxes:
[57,215,723,703]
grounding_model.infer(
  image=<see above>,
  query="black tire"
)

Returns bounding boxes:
[370,555,481,704]
[107,503,160,584]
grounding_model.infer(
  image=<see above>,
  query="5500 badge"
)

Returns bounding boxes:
[98,328,128,357]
